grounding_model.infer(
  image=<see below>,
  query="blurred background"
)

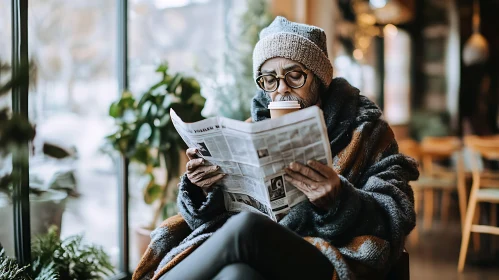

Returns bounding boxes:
[1,0,499,279]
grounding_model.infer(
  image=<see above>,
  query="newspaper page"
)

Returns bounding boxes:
[171,106,333,221]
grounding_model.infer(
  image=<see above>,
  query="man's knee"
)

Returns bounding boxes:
[213,263,264,280]
[222,212,271,237]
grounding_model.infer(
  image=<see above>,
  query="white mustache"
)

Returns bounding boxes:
[274,94,300,102]
[272,94,305,108]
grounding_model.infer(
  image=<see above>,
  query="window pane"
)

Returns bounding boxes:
[27,0,120,276]
[384,27,411,125]
[128,0,221,269]
[128,0,252,269]
[129,0,225,94]
[0,0,14,258]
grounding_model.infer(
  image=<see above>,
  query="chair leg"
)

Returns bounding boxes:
[457,177,468,230]
[424,189,434,231]
[491,203,497,227]
[414,189,421,214]
[472,205,481,253]
[491,203,497,252]
[458,195,478,272]
[408,227,419,245]
[441,190,451,225]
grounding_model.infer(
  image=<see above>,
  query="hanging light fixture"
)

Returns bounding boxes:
[359,0,413,25]
[370,0,387,9]
[463,0,489,66]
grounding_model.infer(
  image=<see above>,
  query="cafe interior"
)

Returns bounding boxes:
[1,0,499,279]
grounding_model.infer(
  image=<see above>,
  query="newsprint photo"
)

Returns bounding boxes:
[171,106,333,221]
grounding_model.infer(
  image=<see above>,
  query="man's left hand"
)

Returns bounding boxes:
[284,160,341,210]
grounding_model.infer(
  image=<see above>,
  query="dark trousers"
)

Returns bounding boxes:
[161,212,334,280]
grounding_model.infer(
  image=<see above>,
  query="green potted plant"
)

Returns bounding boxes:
[105,62,205,256]
[0,249,33,280]
[0,63,71,256]
[0,226,114,280]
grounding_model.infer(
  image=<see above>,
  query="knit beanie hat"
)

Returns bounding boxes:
[253,16,334,88]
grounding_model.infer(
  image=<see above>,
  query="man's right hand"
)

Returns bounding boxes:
[186,148,225,195]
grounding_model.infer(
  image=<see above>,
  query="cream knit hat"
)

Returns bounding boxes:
[253,16,333,88]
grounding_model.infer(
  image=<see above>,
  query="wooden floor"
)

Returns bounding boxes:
[407,210,499,280]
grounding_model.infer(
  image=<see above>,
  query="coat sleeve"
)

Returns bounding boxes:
[316,152,418,241]
[177,174,227,230]
[281,121,418,260]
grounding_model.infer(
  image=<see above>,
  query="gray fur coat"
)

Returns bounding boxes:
[132,78,419,280]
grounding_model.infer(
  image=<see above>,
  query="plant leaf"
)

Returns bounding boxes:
[167,74,182,94]
[144,182,161,204]
[118,94,135,109]
[140,101,152,119]
[155,63,168,73]
[108,102,120,118]
[42,143,72,159]
[136,123,152,143]
[158,114,171,127]
[133,145,150,165]
[187,93,206,107]
[149,104,158,117]
[151,128,161,148]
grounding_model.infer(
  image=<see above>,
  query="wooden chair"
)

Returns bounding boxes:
[418,136,467,230]
[398,137,467,244]
[398,137,468,247]
[458,136,499,272]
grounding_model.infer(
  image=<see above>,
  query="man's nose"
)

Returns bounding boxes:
[275,77,291,95]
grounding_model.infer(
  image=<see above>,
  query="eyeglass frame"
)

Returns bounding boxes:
[255,70,309,93]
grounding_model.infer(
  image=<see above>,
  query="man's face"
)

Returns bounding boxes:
[260,57,320,108]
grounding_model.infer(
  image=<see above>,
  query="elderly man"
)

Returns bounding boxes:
[133,16,418,280]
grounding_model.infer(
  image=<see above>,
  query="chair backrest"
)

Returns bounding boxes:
[398,137,463,177]
[464,135,499,189]
[464,135,499,160]
[420,136,462,177]
[398,138,421,162]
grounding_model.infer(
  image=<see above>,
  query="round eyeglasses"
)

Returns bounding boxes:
[256,70,308,93]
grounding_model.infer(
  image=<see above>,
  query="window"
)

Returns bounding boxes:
[383,26,411,125]
[127,0,250,269]
[2,0,257,276]
[27,0,121,273]
[0,0,13,257]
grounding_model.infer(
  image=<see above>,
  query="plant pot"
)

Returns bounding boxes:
[134,225,153,258]
[29,189,67,237]
[0,189,68,256]
[133,150,188,259]
[0,194,14,256]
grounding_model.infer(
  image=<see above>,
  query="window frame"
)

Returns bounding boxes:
[10,0,131,278]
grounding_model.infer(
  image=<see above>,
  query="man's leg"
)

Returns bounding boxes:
[162,212,334,280]
[212,263,265,280]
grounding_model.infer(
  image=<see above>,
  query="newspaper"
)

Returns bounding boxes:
[171,106,333,221]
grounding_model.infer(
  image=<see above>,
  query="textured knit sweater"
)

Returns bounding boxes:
[133,78,419,280]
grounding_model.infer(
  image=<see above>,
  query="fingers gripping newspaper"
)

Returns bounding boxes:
[171,106,333,221]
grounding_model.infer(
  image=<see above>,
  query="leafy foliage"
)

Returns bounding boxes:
[106,63,205,227]
[0,63,35,198]
[31,226,114,280]
[0,227,113,280]
[0,62,67,198]
[0,249,31,280]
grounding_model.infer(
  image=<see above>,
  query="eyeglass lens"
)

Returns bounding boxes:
[257,71,305,91]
